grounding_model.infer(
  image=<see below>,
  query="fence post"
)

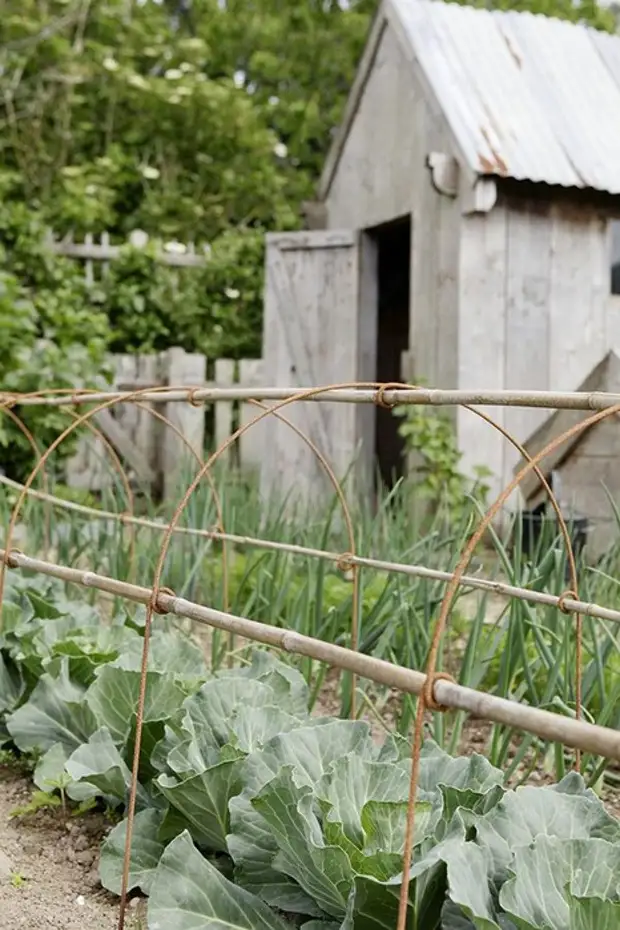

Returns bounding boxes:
[214,358,235,464]
[83,233,95,287]
[128,354,159,482]
[159,348,207,500]
[239,359,266,471]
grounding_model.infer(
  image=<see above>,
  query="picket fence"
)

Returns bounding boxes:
[67,349,265,498]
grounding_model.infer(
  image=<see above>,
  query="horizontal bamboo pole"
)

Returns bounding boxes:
[3,472,620,628]
[4,386,620,411]
[2,546,620,761]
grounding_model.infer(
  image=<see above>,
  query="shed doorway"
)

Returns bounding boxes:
[371,215,411,489]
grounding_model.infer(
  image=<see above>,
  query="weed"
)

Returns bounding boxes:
[0,749,37,776]
[10,790,61,818]
[42,772,73,817]
[71,798,99,817]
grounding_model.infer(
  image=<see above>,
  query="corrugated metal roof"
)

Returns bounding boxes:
[390,0,620,194]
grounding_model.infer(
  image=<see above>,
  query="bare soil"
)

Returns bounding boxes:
[0,763,146,930]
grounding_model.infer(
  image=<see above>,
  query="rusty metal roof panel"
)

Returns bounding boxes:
[389,0,620,194]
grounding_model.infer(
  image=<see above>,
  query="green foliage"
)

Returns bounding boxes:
[0,0,610,247]
[0,0,367,255]
[395,405,492,521]
[6,469,618,773]
[466,0,615,30]
[1,517,620,925]
[0,169,264,477]
[0,172,109,480]
[98,227,264,357]
[0,3,295,240]
[10,789,62,818]
[0,0,370,476]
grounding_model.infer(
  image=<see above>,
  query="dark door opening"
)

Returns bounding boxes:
[371,216,411,489]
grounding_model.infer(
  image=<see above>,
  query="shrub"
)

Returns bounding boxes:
[0,173,109,481]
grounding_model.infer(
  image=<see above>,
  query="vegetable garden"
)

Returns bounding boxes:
[2,383,620,930]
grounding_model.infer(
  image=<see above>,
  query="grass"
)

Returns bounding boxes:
[2,458,620,786]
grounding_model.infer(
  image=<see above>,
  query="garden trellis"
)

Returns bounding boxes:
[0,546,618,761]
[2,380,620,929]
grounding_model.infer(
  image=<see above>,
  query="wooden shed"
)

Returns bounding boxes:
[261,0,620,505]
[516,351,620,560]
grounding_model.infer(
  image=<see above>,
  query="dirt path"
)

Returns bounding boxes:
[0,764,138,930]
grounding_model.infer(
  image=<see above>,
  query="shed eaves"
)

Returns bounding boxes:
[389,0,620,194]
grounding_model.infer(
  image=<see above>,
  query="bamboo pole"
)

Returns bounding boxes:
[4,386,620,411]
[2,546,620,761]
[3,473,620,628]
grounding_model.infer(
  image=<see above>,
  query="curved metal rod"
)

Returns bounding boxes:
[116,381,382,929]
[118,382,389,929]
[0,386,204,622]
[0,406,52,555]
[0,391,230,623]
[6,382,576,654]
[0,379,580,930]
[65,408,136,579]
[0,390,232,641]
[248,398,358,704]
[0,395,136,573]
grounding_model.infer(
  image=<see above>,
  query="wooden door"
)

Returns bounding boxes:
[261,230,365,504]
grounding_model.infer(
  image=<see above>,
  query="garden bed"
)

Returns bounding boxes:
[1,680,620,930]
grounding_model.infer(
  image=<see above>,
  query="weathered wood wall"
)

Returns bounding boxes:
[523,414,620,561]
[271,14,620,511]
[550,418,620,558]
[517,352,620,558]
[66,350,266,498]
[322,21,461,390]
[456,198,613,503]
[323,23,422,230]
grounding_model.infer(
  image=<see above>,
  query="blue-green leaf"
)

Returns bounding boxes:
[100,808,165,896]
[148,831,292,930]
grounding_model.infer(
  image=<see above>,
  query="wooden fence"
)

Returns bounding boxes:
[66,349,266,498]
[45,229,209,284]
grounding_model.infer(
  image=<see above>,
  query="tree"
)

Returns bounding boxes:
[0,0,372,241]
[0,0,613,240]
